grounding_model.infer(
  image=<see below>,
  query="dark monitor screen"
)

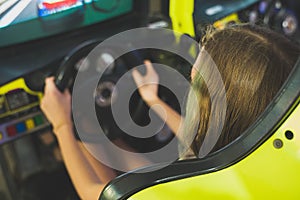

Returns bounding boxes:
[0,0,133,47]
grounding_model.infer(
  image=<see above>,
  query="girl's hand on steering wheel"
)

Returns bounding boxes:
[41,77,72,135]
[132,60,160,105]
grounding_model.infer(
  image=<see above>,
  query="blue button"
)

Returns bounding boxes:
[16,122,26,133]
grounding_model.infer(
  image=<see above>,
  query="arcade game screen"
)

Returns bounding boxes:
[0,0,132,47]
[0,0,85,28]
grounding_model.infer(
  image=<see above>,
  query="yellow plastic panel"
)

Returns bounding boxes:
[0,78,43,118]
[213,13,240,29]
[130,102,300,199]
[169,0,195,37]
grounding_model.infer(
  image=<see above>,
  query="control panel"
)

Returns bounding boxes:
[0,78,49,145]
[192,0,300,40]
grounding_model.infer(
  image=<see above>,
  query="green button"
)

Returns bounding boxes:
[34,115,44,126]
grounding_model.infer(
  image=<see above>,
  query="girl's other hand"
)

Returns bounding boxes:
[132,60,159,105]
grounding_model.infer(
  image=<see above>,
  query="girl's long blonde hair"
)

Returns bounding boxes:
[181,24,300,158]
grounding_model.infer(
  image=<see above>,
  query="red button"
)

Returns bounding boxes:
[6,125,17,137]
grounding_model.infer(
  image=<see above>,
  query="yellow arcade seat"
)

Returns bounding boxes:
[99,57,300,200]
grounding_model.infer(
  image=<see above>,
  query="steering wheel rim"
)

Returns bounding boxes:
[54,40,99,92]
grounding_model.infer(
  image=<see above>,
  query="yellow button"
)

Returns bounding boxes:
[0,132,3,140]
[25,119,35,130]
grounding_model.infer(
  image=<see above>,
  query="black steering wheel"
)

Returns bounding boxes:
[53,41,147,141]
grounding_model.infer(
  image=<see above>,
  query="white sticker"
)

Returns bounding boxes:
[205,5,224,16]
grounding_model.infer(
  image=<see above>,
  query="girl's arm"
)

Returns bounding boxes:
[41,77,111,200]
